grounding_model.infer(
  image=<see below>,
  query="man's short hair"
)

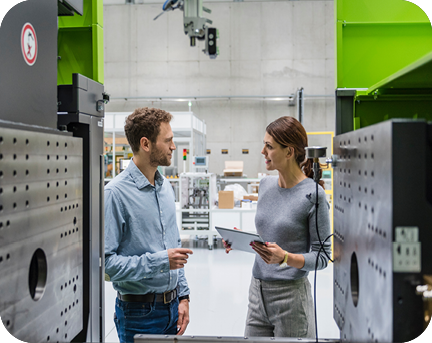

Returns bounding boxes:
[124,107,173,153]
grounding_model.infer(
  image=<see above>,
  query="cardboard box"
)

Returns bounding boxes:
[223,161,244,177]
[243,195,258,202]
[247,182,260,194]
[250,184,259,194]
[218,191,234,209]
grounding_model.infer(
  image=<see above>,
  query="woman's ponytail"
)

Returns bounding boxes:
[300,158,325,189]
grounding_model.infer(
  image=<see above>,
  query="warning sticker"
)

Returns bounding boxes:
[21,23,37,66]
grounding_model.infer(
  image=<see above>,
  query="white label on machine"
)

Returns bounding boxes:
[393,227,421,273]
[395,227,419,242]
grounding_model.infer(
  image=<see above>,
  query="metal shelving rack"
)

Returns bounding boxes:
[179,173,217,249]
[104,111,206,180]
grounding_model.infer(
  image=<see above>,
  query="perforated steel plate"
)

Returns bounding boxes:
[333,121,393,342]
[333,120,432,342]
[0,126,83,342]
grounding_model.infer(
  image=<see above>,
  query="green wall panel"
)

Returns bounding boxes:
[353,95,432,129]
[92,24,104,84]
[337,0,429,23]
[58,0,104,85]
[336,0,432,88]
[336,0,432,132]
[58,28,93,85]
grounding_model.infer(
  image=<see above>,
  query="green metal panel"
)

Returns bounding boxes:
[353,94,432,130]
[336,0,432,89]
[93,0,104,28]
[92,24,104,84]
[58,27,93,84]
[351,52,432,130]
[368,51,432,94]
[58,0,104,85]
[336,0,432,132]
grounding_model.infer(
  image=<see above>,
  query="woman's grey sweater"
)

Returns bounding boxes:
[253,176,331,281]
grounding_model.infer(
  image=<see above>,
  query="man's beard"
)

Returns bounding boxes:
[149,146,171,167]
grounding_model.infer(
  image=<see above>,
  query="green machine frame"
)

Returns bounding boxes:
[333,1,432,341]
[57,1,105,341]
[335,0,432,134]
[58,0,104,85]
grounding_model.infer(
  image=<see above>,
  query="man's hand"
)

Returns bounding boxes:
[168,248,193,270]
[176,298,190,335]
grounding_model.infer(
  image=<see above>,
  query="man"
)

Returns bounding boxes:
[104,107,192,343]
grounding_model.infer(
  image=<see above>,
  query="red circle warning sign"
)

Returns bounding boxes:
[21,23,38,66]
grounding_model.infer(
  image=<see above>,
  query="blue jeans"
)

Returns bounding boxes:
[114,296,179,343]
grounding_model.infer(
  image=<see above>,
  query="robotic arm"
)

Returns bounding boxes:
[154,0,219,59]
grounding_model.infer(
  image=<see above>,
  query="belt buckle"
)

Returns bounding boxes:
[163,290,171,304]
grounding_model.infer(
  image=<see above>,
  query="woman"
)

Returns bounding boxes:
[225,116,331,338]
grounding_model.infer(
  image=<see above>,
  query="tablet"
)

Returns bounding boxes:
[215,226,265,254]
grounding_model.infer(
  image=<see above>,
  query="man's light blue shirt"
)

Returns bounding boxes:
[104,159,189,297]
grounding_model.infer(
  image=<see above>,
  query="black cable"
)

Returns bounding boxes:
[314,234,334,343]
[315,181,334,263]
[313,176,334,343]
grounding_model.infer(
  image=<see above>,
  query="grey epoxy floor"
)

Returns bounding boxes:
[104,248,340,342]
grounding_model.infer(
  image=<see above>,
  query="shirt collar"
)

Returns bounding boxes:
[128,158,165,190]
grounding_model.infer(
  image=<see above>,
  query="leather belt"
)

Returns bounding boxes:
[117,288,177,304]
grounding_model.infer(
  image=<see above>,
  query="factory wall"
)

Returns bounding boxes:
[104,0,335,178]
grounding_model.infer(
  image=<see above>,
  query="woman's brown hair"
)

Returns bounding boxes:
[266,116,325,189]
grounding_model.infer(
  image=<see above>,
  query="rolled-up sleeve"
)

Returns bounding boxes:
[301,190,332,271]
[104,189,170,282]
[176,237,190,297]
